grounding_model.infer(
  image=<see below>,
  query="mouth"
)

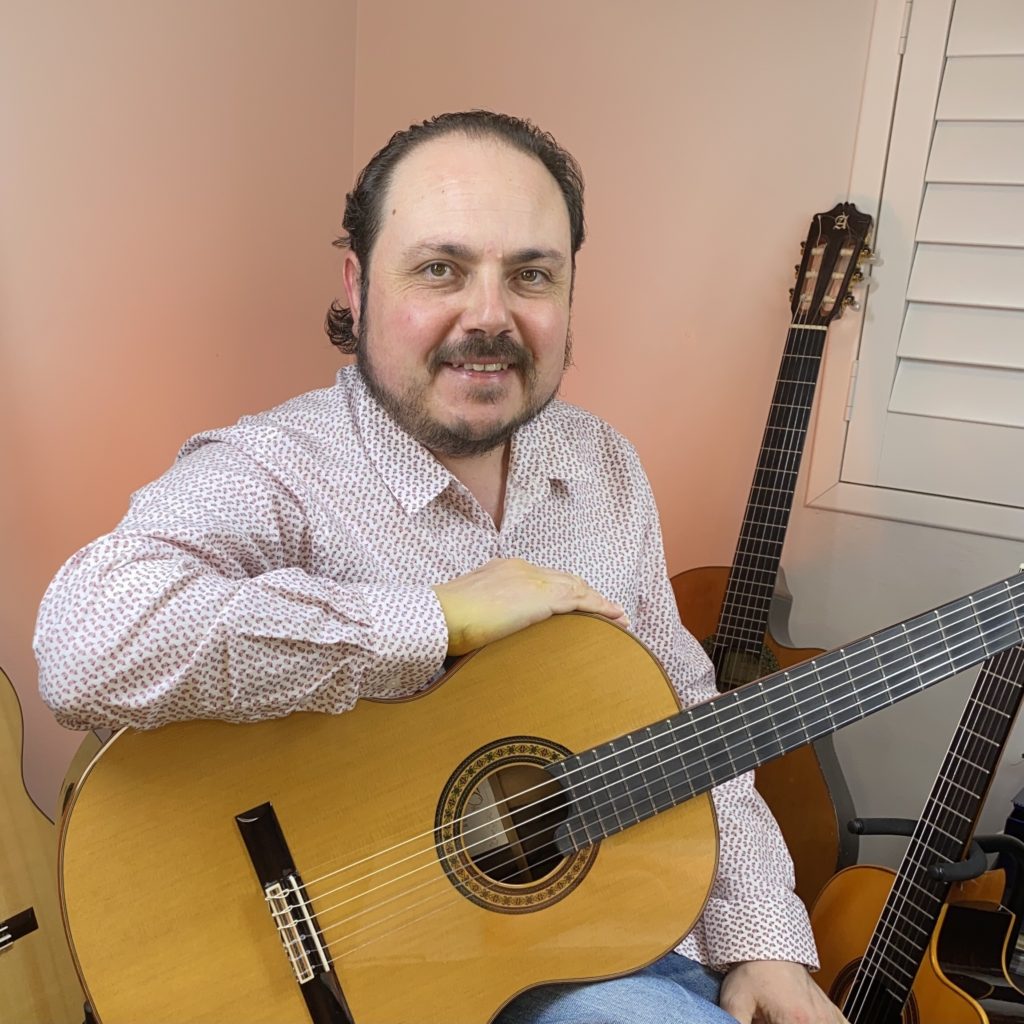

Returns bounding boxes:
[446,362,512,373]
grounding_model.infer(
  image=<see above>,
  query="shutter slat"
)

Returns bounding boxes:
[918,183,1024,245]
[937,56,1024,120]
[890,360,1024,427]
[948,0,1024,55]
[927,123,1024,184]
[897,303,1024,369]
[907,244,1024,309]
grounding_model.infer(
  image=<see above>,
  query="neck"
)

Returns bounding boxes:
[433,443,510,527]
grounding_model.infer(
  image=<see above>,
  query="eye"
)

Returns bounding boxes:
[426,262,451,278]
[518,268,547,285]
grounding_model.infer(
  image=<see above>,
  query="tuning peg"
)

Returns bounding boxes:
[794,264,801,277]
[850,269,865,284]
[789,287,795,301]
[799,241,806,253]
[859,246,880,265]
[842,293,861,312]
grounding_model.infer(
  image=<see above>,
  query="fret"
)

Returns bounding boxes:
[705,702,741,780]
[642,720,680,815]
[601,739,629,835]
[959,727,1000,748]
[982,673,1023,695]
[924,800,972,826]
[741,500,796,514]
[734,533,785,549]
[883,914,930,940]
[872,961,913,987]
[739,687,787,763]
[752,467,797,484]
[573,749,608,849]
[928,821,967,845]
[899,875,944,905]
[946,750,988,773]
[716,618,770,640]
[940,777,983,800]
[618,734,655,824]
[723,567,777,580]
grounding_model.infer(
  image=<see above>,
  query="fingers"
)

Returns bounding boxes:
[432,558,629,655]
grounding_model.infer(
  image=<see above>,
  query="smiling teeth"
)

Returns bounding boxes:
[459,363,508,372]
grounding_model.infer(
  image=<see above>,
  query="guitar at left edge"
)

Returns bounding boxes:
[0,664,88,1023]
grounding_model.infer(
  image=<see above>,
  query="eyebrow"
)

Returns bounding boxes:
[403,241,568,267]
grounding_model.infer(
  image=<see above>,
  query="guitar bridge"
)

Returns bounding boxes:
[236,802,355,1024]
[264,875,329,984]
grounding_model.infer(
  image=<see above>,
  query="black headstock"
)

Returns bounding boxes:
[790,203,874,326]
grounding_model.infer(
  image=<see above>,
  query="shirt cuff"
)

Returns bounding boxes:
[695,876,820,973]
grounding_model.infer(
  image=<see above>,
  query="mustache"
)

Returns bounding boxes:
[429,334,532,373]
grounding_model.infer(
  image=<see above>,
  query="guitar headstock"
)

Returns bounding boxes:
[790,203,874,326]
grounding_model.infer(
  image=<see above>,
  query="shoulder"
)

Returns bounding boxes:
[175,369,358,482]
[542,399,651,486]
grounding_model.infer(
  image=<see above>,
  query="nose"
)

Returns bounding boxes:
[458,269,513,336]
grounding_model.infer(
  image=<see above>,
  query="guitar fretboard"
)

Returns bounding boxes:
[841,641,1024,1023]
[714,326,826,665]
[552,575,1024,852]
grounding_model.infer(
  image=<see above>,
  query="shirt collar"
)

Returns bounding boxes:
[339,365,583,515]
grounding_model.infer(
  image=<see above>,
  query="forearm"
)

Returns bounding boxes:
[698,775,819,970]
[36,533,449,730]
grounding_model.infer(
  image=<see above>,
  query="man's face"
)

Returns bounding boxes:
[344,134,573,458]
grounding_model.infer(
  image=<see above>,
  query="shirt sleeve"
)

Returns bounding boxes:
[35,441,450,730]
[628,478,819,972]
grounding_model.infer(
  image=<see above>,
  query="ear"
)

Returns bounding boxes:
[342,252,364,334]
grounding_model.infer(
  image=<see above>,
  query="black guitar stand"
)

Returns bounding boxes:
[849,817,1024,943]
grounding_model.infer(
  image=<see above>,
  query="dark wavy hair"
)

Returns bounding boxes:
[325,110,586,354]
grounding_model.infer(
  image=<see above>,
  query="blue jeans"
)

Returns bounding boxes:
[493,952,737,1024]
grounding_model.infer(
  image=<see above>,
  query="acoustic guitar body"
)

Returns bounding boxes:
[671,565,858,907]
[812,865,987,1023]
[0,667,86,1023]
[60,615,719,1024]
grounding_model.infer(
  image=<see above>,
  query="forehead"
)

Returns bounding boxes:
[377,134,571,252]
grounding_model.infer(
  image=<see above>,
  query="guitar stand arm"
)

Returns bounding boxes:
[847,817,990,882]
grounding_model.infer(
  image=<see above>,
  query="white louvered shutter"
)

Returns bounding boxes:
[836,0,1024,531]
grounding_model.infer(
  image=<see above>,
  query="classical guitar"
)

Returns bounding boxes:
[60,573,1024,1024]
[812,639,1024,1022]
[0,665,87,1023]
[672,202,873,907]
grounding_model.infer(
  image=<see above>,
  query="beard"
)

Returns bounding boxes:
[356,324,572,458]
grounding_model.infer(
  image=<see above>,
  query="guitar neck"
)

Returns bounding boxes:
[553,573,1024,851]
[842,641,1024,1022]
[716,326,826,656]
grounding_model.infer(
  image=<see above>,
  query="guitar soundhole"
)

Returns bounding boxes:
[701,635,780,691]
[463,765,567,884]
[436,737,599,914]
[829,959,920,1023]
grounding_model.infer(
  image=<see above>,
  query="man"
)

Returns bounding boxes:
[37,111,846,1023]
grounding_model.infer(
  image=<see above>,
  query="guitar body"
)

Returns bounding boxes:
[0,667,86,1023]
[938,895,1024,1017]
[812,865,987,1023]
[61,615,719,1024]
[671,565,858,906]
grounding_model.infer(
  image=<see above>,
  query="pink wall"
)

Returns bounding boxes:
[2,1,358,806]
[4,0,875,809]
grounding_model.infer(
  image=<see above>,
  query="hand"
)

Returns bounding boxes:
[432,557,629,655]
[719,960,848,1024]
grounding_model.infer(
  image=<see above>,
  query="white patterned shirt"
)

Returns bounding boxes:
[35,365,818,971]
